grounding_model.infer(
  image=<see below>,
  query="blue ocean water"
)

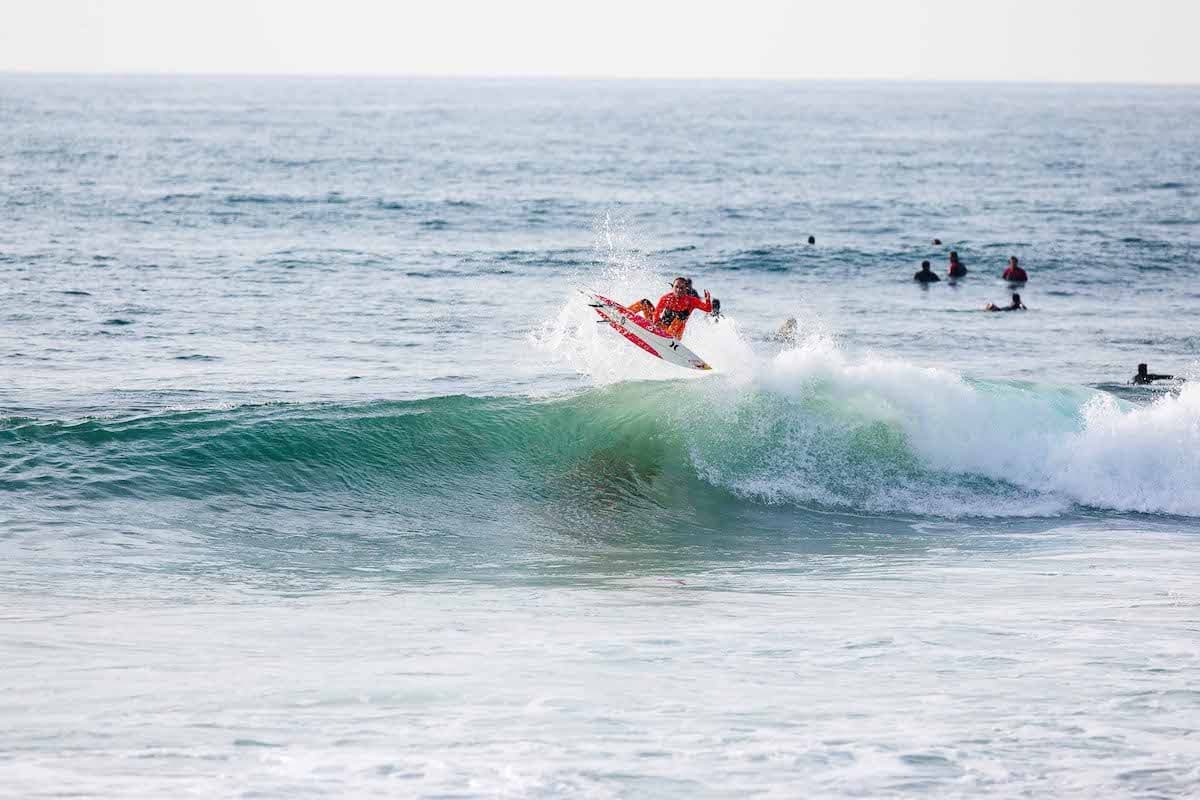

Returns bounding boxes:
[2,76,1199,797]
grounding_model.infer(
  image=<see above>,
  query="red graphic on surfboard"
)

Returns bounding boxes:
[584,291,713,371]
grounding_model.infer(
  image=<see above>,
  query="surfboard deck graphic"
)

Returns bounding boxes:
[584,291,713,371]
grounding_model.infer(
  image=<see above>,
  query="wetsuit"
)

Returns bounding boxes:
[654,292,712,339]
[948,262,967,278]
[624,291,705,338]
[626,291,713,339]
[1133,372,1173,385]
[1003,266,1028,282]
[628,299,656,320]
[914,269,940,282]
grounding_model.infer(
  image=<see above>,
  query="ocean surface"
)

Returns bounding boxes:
[2,75,1199,798]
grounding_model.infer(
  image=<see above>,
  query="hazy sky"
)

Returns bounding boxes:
[2,0,1197,84]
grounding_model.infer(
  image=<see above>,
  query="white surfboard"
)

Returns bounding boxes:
[584,291,713,371]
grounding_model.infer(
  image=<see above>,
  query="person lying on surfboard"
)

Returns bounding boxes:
[628,277,715,340]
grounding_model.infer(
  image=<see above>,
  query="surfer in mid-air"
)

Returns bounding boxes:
[628,277,715,340]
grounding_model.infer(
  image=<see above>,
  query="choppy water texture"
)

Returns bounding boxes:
[2,76,1199,798]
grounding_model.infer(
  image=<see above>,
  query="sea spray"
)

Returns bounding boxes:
[532,212,757,384]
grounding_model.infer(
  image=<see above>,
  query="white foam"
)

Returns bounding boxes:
[683,323,1200,516]
[737,338,1200,515]
[1050,385,1200,515]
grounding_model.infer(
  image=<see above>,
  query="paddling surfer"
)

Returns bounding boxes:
[985,292,1026,311]
[1132,363,1174,385]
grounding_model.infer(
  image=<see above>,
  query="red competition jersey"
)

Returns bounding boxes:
[1003,266,1028,281]
[654,292,712,323]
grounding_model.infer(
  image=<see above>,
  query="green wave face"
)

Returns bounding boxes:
[4,374,1198,521]
[1,389,695,510]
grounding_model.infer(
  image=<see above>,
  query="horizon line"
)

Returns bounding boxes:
[2,69,1198,89]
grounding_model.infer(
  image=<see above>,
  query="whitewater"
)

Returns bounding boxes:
[2,76,1200,798]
